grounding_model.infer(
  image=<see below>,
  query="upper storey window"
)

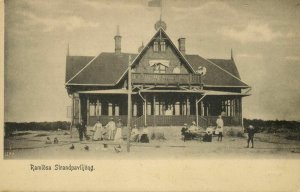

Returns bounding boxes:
[160,41,166,52]
[153,41,166,52]
[153,41,159,52]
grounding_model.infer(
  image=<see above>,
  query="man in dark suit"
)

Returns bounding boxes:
[247,125,256,148]
[76,120,90,141]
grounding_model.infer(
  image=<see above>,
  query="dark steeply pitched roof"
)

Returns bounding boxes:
[208,59,241,79]
[65,56,94,83]
[65,53,249,87]
[185,55,249,87]
[65,27,248,87]
[66,53,137,85]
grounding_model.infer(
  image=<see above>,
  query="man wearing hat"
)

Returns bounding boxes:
[247,125,256,148]
[76,119,90,141]
[106,118,116,140]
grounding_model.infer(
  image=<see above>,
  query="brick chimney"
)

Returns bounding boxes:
[178,38,186,54]
[114,25,121,55]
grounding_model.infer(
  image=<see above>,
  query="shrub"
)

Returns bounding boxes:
[227,129,235,136]
[236,131,245,138]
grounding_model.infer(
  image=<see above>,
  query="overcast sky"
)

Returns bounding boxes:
[4,0,300,122]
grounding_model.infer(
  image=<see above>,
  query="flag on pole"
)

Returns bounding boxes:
[148,0,161,7]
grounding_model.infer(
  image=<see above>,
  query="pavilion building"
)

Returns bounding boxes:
[65,21,251,128]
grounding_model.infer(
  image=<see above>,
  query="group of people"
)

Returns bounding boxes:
[76,118,150,143]
[181,115,257,147]
[129,125,150,143]
[77,115,256,147]
[76,118,123,142]
[92,118,123,142]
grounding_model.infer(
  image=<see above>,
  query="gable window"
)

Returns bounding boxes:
[153,41,159,52]
[153,41,166,52]
[154,63,166,73]
[160,41,166,52]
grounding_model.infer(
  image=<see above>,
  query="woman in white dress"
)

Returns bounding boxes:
[114,119,123,142]
[93,120,103,141]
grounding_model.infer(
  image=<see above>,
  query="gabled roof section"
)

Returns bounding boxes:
[130,28,196,73]
[185,55,249,87]
[65,56,94,83]
[66,53,137,85]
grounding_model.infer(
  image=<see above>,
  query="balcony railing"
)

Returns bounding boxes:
[132,73,202,85]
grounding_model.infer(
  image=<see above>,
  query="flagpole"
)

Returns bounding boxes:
[160,0,163,21]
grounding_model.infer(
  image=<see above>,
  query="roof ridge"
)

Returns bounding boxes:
[196,55,249,86]
[65,53,102,85]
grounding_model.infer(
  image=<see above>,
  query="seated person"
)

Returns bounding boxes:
[130,124,140,142]
[188,121,199,133]
[203,127,213,142]
[181,123,188,133]
[206,127,214,135]
[181,123,188,140]
[140,127,150,143]
[45,137,52,144]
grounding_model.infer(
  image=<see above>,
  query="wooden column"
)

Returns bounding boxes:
[153,95,156,127]
[144,95,147,126]
[175,102,180,115]
[86,96,90,125]
[127,55,132,152]
[195,97,198,127]
[108,102,113,116]
[240,97,243,127]
[78,95,81,122]
[133,102,137,116]
[186,96,190,115]
[96,98,100,116]
[115,104,120,116]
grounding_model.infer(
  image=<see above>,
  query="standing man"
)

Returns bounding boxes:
[216,115,224,141]
[76,120,90,141]
[247,125,256,148]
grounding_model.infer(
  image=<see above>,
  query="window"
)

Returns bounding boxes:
[154,63,166,73]
[160,41,166,52]
[89,101,96,116]
[154,41,166,52]
[153,41,159,52]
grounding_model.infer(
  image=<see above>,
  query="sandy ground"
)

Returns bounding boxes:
[4,126,300,159]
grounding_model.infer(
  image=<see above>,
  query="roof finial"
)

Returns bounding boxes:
[67,43,70,56]
[116,25,120,36]
[231,48,234,60]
